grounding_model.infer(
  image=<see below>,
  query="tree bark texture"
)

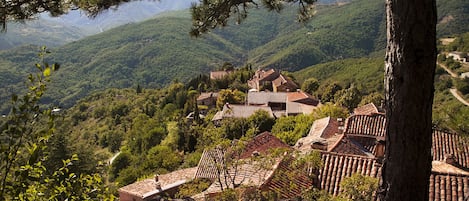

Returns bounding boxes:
[380,0,437,200]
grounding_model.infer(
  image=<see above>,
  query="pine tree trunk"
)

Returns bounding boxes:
[379,0,437,200]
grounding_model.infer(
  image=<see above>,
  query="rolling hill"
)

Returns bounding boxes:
[0,0,468,113]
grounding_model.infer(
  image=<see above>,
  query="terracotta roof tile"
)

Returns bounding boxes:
[328,135,371,156]
[432,130,469,169]
[296,117,340,152]
[119,167,197,199]
[429,173,469,201]
[344,113,386,138]
[196,133,289,179]
[194,149,225,180]
[317,152,381,196]
[287,91,319,106]
[353,103,380,115]
[261,155,313,198]
[240,132,291,159]
[257,69,279,82]
[272,74,298,90]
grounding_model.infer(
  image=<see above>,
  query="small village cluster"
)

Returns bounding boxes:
[119,69,469,201]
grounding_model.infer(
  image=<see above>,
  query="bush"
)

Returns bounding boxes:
[455,78,469,95]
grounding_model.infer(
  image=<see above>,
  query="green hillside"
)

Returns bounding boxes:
[293,56,385,94]
[0,20,85,50]
[0,0,468,113]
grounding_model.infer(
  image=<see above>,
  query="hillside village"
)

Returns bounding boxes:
[118,69,469,201]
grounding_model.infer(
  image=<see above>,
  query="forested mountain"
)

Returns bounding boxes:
[0,0,468,113]
[0,0,194,50]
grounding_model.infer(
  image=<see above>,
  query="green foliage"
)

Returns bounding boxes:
[339,173,379,201]
[109,151,132,181]
[0,48,113,200]
[359,92,384,107]
[446,32,469,52]
[247,110,276,135]
[301,77,320,95]
[454,78,469,95]
[175,178,211,199]
[311,103,350,120]
[319,82,343,103]
[294,57,385,98]
[216,89,246,109]
[145,145,182,173]
[334,85,362,111]
[1,0,465,113]
[272,114,314,145]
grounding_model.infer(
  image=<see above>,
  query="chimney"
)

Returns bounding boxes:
[337,118,345,134]
[375,139,385,160]
[154,174,162,190]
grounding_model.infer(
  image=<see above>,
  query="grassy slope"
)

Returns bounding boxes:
[293,56,385,94]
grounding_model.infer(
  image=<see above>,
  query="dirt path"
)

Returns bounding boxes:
[437,62,458,78]
[109,151,121,165]
[450,89,469,106]
[437,62,469,106]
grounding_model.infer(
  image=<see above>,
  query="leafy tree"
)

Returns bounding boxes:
[272,114,314,145]
[144,145,182,173]
[190,0,316,37]
[334,85,362,111]
[339,173,379,201]
[359,92,384,107]
[311,103,349,120]
[0,47,113,200]
[160,121,180,150]
[454,77,469,95]
[127,114,166,154]
[302,77,320,95]
[109,151,132,181]
[175,178,211,199]
[247,110,276,135]
[319,82,343,103]
[216,89,246,109]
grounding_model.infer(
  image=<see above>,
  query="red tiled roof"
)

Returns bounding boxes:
[258,69,278,82]
[240,132,291,159]
[318,152,469,200]
[196,133,289,179]
[295,117,340,152]
[347,135,380,155]
[429,173,469,201]
[432,130,469,169]
[353,103,380,115]
[318,152,381,196]
[328,135,370,156]
[119,167,197,199]
[261,155,313,198]
[194,148,225,180]
[344,113,386,138]
[287,91,319,106]
[272,74,299,90]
